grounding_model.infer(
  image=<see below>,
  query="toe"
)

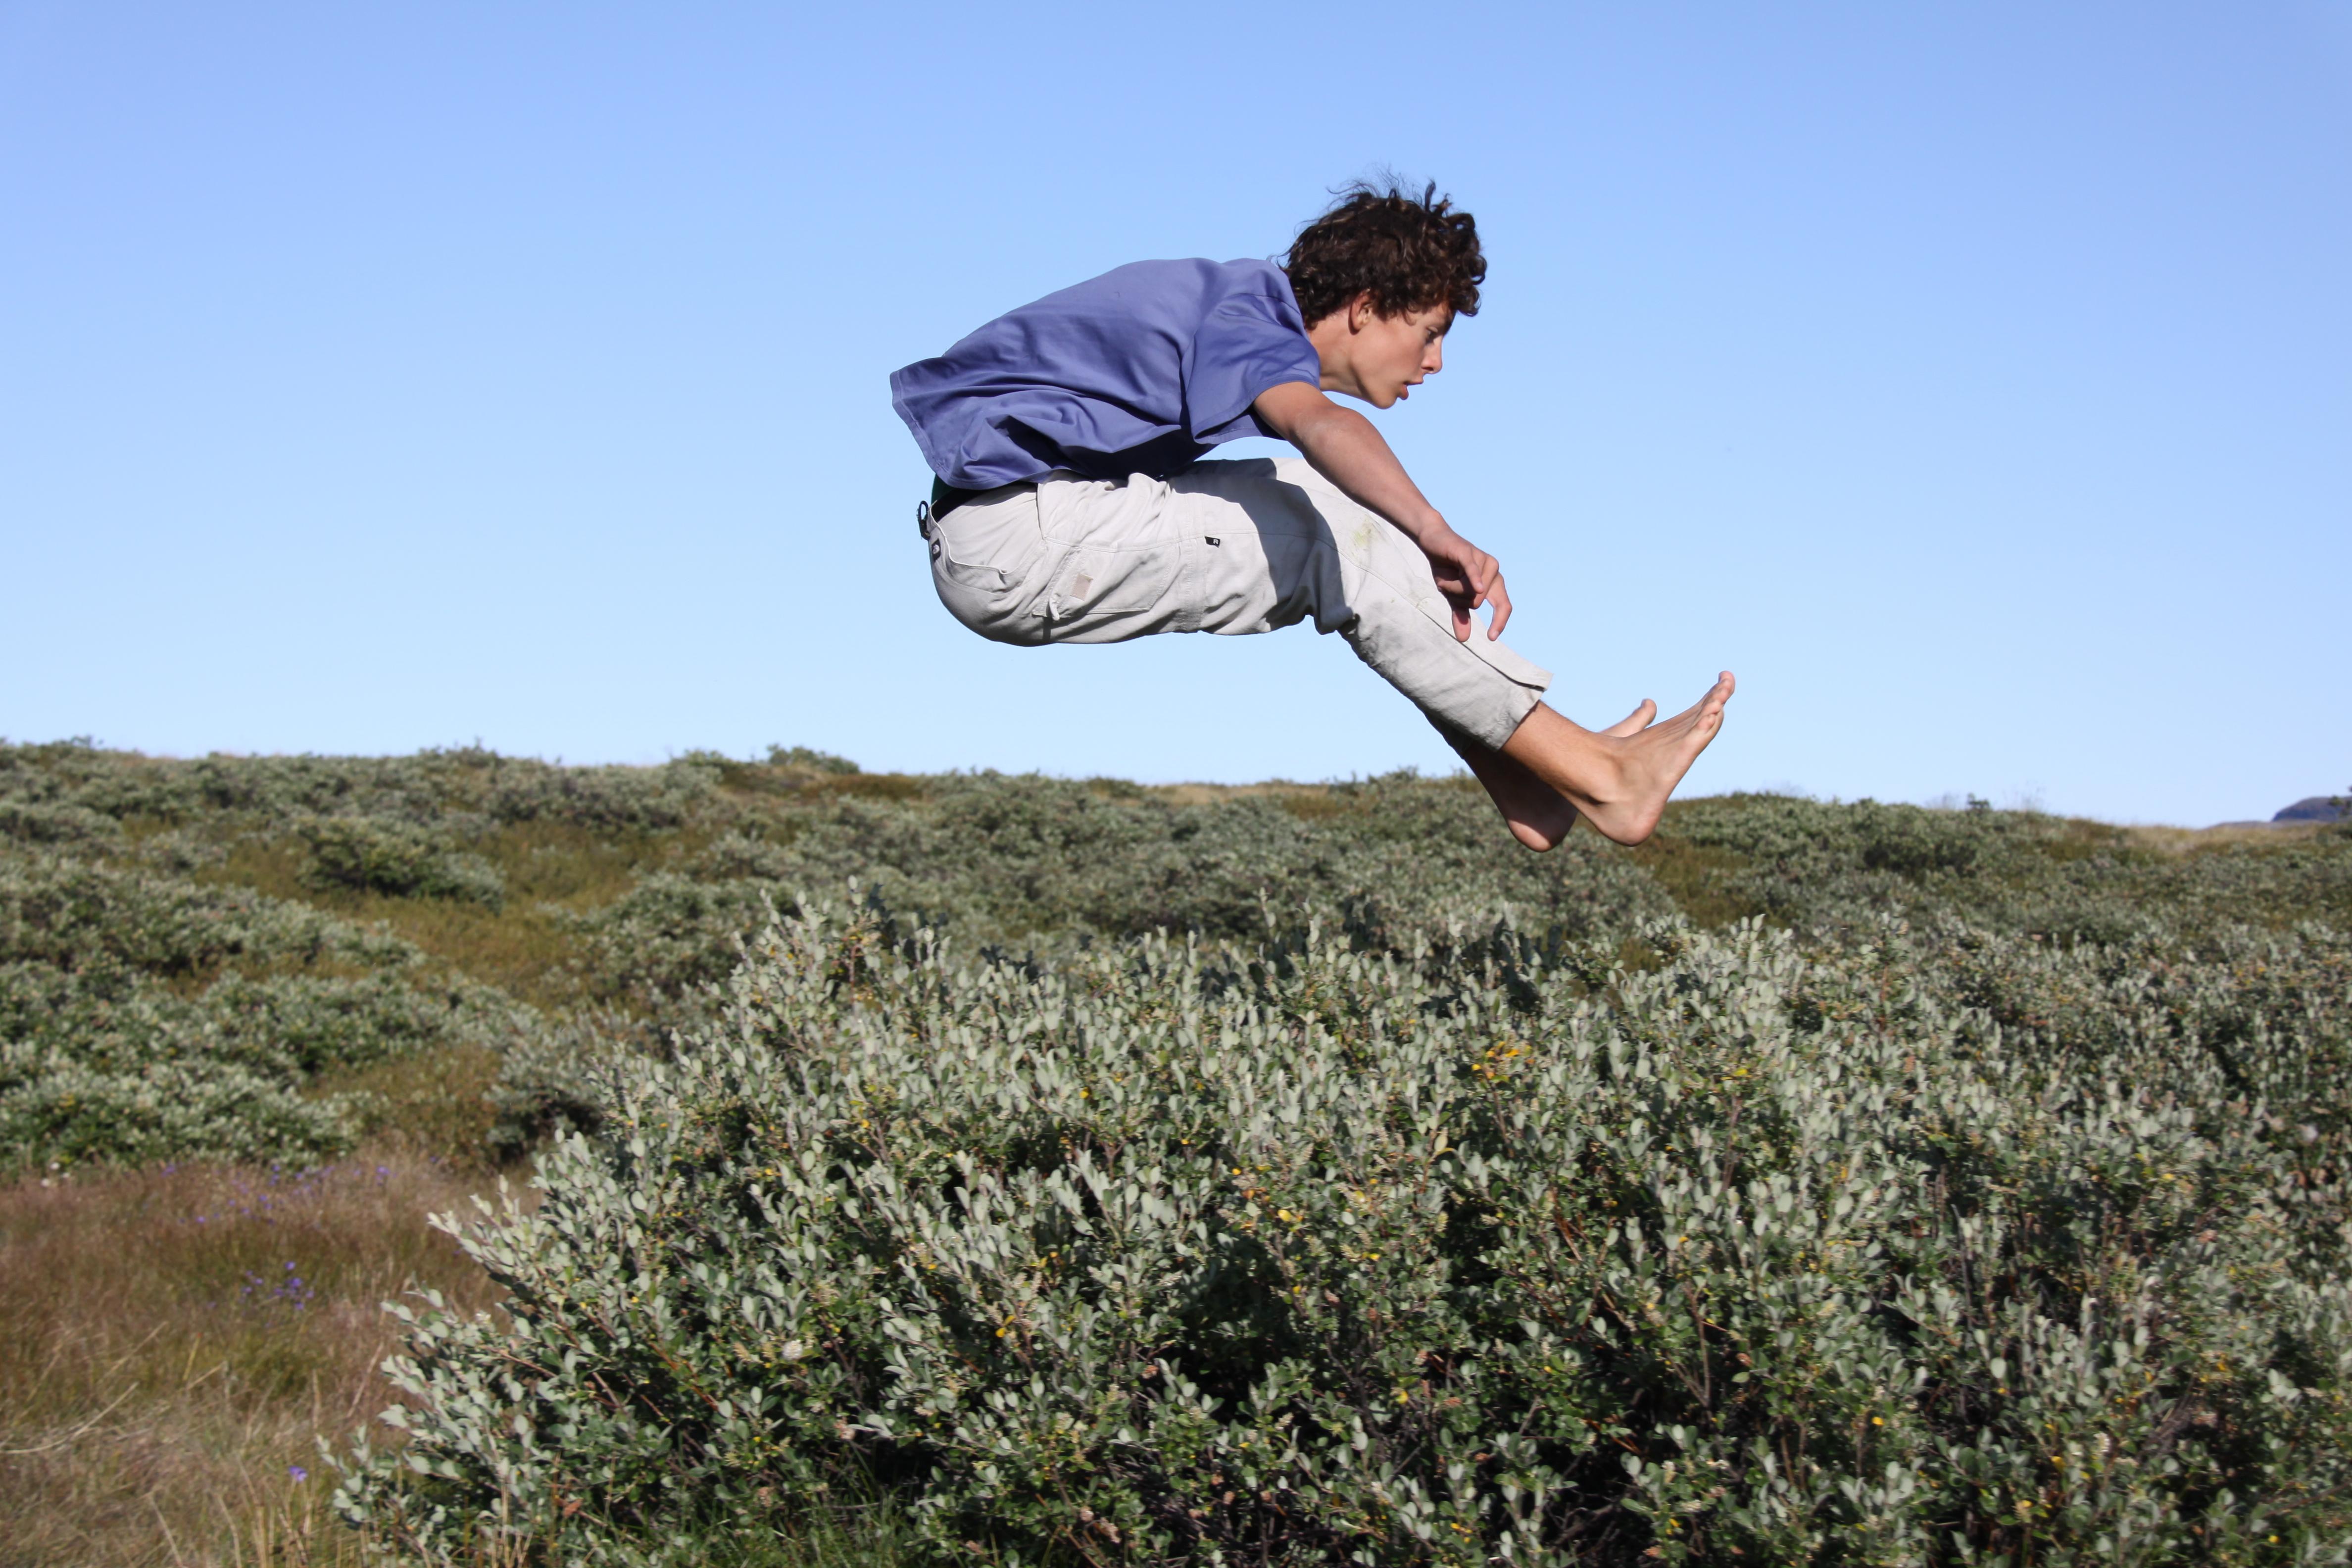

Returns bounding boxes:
[1602,699,1658,738]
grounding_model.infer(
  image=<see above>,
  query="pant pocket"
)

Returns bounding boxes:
[934,546,1011,595]
[1049,540,1180,616]
[1032,474,1182,625]
[930,488,1045,639]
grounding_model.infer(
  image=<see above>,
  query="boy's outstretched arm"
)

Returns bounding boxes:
[1252,382,1510,641]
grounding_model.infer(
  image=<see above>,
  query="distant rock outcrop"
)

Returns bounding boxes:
[2274,796,2346,824]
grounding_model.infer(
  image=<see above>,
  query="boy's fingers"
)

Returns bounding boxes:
[1428,539,1505,640]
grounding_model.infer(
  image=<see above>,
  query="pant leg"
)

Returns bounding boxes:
[923,458,1553,750]
[1161,459,1554,749]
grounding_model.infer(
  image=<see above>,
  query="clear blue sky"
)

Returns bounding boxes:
[3,2,2346,824]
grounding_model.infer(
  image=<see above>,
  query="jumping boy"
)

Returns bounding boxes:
[889,182,1733,849]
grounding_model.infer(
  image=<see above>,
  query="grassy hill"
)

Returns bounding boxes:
[2,741,2346,1565]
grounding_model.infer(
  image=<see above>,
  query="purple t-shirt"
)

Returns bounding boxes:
[889,258,1323,489]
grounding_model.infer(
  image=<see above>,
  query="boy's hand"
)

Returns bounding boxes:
[1418,523,1512,641]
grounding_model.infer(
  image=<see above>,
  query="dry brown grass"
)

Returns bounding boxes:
[0,1151,510,1567]
[1145,781,1340,808]
[2119,821,2333,855]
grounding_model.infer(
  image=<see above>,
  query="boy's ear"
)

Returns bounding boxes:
[1346,292,1377,333]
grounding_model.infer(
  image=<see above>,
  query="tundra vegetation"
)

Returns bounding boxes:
[0,738,2346,1567]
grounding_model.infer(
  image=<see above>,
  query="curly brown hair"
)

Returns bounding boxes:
[1281,180,1485,328]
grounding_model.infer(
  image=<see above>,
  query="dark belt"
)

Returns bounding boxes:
[916,476,984,539]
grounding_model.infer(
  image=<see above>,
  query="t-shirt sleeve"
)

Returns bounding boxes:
[1182,287,1323,441]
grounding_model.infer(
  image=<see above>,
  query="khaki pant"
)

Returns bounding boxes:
[924,458,1552,751]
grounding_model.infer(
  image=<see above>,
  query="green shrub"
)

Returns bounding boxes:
[565,874,784,1035]
[1665,795,2352,939]
[484,759,725,832]
[485,1011,632,1160]
[770,745,863,775]
[0,798,123,844]
[683,773,1673,955]
[0,958,522,1170]
[0,742,490,825]
[200,971,521,1076]
[0,1039,358,1167]
[0,850,415,976]
[0,833,530,1169]
[340,895,2352,1565]
[299,815,507,908]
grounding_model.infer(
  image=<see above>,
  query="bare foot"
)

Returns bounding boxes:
[1499,674,1735,846]
[1445,699,1659,851]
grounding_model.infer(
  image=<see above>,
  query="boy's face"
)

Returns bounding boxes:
[1322,296,1454,409]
